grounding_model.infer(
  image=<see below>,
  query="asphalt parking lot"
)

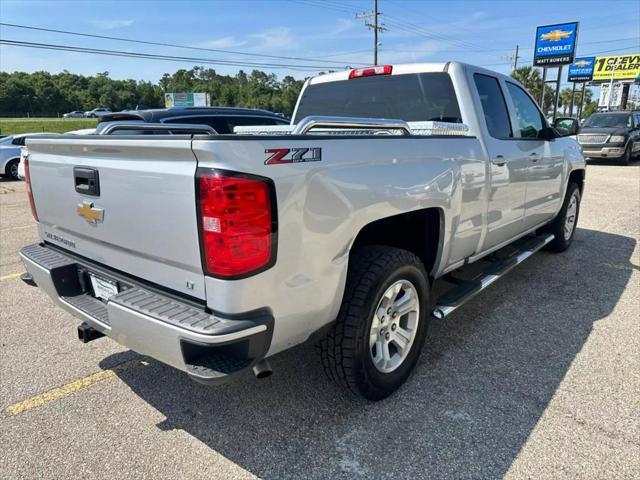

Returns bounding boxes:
[1,162,638,479]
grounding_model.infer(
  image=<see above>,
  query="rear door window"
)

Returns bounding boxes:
[473,74,513,139]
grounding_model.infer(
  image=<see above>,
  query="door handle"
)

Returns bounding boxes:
[491,155,506,166]
[529,152,540,162]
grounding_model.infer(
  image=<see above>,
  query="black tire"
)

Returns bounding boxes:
[620,144,632,165]
[5,159,20,180]
[543,182,581,252]
[317,246,430,401]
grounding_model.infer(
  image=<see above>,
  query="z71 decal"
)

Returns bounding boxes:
[264,147,322,165]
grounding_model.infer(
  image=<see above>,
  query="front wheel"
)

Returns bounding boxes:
[543,182,581,252]
[620,144,632,165]
[318,246,430,400]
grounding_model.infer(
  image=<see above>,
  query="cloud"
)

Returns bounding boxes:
[249,27,296,50]
[198,36,248,49]
[90,19,134,30]
[328,18,358,36]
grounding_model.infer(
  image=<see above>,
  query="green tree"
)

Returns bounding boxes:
[510,66,554,113]
[0,68,305,117]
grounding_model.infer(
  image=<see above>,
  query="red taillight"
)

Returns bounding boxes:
[23,149,38,221]
[196,169,275,278]
[349,65,393,79]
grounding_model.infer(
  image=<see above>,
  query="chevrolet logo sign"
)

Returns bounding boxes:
[540,30,572,42]
[77,200,104,224]
[573,60,591,67]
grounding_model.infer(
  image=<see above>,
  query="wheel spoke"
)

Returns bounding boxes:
[373,339,384,365]
[391,328,411,353]
[370,329,379,349]
[395,291,417,317]
[381,340,391,368]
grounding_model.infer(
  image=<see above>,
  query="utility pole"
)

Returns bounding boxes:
[356,0,387,65]
[501,45,520,72]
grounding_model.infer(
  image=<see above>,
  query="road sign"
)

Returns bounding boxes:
[592,55,640,83]
[533,22,579,67]
[568,57,595,82]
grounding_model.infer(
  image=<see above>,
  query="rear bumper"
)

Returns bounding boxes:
[20,243,273,384]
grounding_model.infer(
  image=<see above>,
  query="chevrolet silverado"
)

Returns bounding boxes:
[20,62,586,400]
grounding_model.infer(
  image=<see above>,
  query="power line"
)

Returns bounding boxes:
[0,22,357,68]
[355,0,387,65]
[0,39,353,71]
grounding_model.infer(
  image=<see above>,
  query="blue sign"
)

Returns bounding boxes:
[534,22,579,66]
[568,57,595,82]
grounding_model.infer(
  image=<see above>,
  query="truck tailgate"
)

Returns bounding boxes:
[26,137,205,300]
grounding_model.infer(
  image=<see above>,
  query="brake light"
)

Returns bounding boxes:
[349,65,393,79]
[196,169,276,278]
[23,149,38,221]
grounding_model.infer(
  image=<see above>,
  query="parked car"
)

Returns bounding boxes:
[570,111,640,164]
[17,129,95,179]
[20,62,585,400]
[0,133,57,180]
[63,110,86,118]
[84,108,112,118]
[95,106,290,134]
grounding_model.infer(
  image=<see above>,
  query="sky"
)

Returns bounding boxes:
[1,0,639,89]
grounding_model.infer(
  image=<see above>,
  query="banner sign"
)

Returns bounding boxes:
[533,22,579,66]
[598,83,624,108]
[164,92,209,108]
[592,55,640,82]
[568,57,595,82]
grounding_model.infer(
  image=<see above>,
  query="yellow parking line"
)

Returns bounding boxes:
[0,272,23,281]
[4,358,150,416]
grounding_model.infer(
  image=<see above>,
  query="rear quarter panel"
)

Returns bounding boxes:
[192,135,487,354]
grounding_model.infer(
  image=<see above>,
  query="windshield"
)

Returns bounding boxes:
[583,114,631,128]
[294,72,462,124]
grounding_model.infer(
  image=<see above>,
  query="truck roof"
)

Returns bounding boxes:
[307,62,511,85]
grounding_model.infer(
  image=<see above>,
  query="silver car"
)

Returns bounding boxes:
[1,133,60,180]
[84,108,112,118]
[63,110,86,118]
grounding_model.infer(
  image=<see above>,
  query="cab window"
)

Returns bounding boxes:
[505,82,544,139]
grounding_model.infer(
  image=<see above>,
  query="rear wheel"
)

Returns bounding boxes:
[5,159,20,180]
[318,246,430,400]
[543,182,581,252]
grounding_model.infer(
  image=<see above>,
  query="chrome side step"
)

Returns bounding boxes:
[431,233,554,319]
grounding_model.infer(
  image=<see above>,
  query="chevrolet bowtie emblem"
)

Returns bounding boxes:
[77,200,104,224]
[540,29,572,42]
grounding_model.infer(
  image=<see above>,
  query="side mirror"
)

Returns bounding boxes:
[538,126,558,141]
[553,118,579,137]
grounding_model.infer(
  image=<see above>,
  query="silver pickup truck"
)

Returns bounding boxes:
[20,62,585,400]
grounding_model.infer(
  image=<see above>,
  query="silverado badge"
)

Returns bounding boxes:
[77,200,104,224]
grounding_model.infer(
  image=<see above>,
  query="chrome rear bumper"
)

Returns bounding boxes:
[20,243,273,384]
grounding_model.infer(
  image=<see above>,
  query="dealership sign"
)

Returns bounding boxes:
[592,55,640,82]
[568,57,595,82]
[533,22,579,66]
[164,92,210,108]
